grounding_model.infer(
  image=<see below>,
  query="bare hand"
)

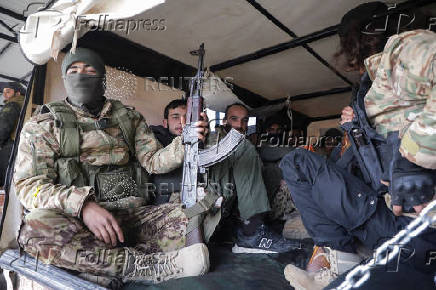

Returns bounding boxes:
[340,106,355,125]
[82,201,124,246]
[181,111,210,142]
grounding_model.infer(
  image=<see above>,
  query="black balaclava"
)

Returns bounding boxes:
[61,48,106,115]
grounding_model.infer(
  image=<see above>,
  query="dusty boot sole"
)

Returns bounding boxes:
[231,244,277,254]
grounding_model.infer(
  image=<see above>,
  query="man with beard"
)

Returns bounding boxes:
[151,101,300,253]
[14,48,210,286]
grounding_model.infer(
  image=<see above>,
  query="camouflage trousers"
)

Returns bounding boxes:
[17,203,187,277]
[270,181,296,221]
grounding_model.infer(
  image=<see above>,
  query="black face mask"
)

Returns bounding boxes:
[64,73,105,109]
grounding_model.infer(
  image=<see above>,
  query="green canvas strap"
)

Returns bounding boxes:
[184,191,219,233]
[78,119,118,132]
[43,102,80,159]
[110,100,136,156]
[43,100,136,159]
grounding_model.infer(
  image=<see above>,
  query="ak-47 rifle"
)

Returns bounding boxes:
[181,43,245,208]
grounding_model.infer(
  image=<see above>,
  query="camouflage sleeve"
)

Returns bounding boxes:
[135,116,184,174]
[400,63,436,169]
[13,116,94,217]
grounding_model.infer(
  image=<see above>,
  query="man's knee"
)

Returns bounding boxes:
[280,148,320,186]
[19,209,82,249]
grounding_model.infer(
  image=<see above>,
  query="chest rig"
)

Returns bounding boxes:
[40,100,151,208]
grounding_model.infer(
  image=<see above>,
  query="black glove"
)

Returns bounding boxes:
[388,132,435,211]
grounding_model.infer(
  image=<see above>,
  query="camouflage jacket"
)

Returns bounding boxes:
[13,99,184,217]
[364,30,436,169]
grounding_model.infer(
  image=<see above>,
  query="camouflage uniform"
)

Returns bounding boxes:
[14,99,188,277]
[364,30,436,169]
[270,181,296,221]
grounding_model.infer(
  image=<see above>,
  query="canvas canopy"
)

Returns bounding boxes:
[17,0,436,118]
[0,0,433,249]
[0,0,435,288]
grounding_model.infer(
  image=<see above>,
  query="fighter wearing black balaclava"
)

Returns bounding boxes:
[61,48,106,115]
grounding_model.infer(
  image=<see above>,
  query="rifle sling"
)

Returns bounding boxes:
[183,191,219,233]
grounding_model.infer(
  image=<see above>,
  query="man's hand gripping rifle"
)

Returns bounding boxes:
[181,44,245,211]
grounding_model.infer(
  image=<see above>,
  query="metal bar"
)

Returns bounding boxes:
[20,70,33,81]
[0,73,28,84]
[211,0,435,72]
[290,87,351,101]
[245,0,352,85]
[0,19,17,35]
[210,24,338,72]
[264,86,352,106]
[309,114,341,122]
[0,7,26,21]
[0,32,17,43]
[0,42,12,56]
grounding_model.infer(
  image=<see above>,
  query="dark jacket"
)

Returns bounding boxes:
[0,94,24,145]
[150,125,183,199]
[338,73,389,193]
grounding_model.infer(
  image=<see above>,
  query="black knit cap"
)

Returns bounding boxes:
[338,2,388,38]
[61,47,106,77]
[1,82,25,95]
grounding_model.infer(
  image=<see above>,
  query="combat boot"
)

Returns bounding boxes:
[123,243,209,284]
[283,247,362,289]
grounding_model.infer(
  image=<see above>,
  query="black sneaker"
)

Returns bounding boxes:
[232,224,302,254]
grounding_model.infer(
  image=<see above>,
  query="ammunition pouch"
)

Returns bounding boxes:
[56,158,153,207]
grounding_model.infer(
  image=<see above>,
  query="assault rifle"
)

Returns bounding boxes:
[181,43,245,208]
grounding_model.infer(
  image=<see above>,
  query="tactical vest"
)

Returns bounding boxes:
[40,100,151,209]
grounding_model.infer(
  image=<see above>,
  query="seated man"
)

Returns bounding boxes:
[282,3,436,289]
[0,82,25,187]
[257,118,295,221]
[151,101,300,253]
[318,128,342,160]
[14,48,210,285]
